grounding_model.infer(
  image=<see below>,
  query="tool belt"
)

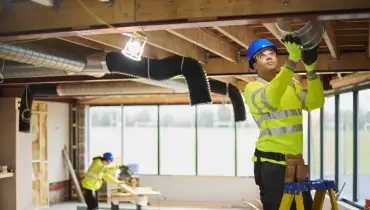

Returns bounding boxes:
[254,149,308,183]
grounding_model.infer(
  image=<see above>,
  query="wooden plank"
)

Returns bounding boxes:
[62,145,85,203]
[330,72,370,88]
[167,28,237,63]
[120,184,160,196]
[323,21,340,59]
[1,0,370,34]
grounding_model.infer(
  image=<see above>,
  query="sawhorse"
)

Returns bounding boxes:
[279,180,339,210]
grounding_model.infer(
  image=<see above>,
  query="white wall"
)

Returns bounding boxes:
[47,102,70,183]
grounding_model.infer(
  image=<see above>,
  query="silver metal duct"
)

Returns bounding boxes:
[2,61,69,78]
[0,42,86,73]
[1,53,111,78]
[56,81,180,96]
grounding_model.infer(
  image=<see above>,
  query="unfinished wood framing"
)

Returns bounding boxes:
[31,101,49,209]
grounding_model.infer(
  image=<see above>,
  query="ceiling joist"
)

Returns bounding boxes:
[1,0,369,41]
[323,21,340,59]
[143,31,207,64]
[213,25,258,49]
[167,28,238,63]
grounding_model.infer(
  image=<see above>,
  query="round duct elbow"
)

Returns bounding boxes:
[209,79,246,122]
[74,53,111,78]
[105,52,212,105]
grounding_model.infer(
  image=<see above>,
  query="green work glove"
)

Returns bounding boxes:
[281,35,302,62]
[302,45,319,71]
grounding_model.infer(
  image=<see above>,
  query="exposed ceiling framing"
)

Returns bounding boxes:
[0,0,369,105]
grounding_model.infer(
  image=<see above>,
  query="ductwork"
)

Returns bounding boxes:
[0,42,211,104]
[208,79,246,122]
[0,42,86,73]
[18,79,246,132]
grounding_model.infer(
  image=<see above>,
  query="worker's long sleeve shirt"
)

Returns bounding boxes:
[243,64,324,164]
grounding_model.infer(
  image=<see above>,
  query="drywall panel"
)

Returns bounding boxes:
[139,175,259,207]
[17,132,33,210]
[47,102,70,183]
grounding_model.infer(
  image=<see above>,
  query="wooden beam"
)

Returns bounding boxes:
[204,52,370,75]
[2,0,369,41]
[143,31,207,64]
[330,73,370,88]
[58,36,118,52]
[81,34,174,59]
[323,21,340,59]
[167,28,238,63]
[213,25,258,49]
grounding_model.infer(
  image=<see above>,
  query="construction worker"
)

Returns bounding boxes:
[244,36,324,210]
[82,152,130,210]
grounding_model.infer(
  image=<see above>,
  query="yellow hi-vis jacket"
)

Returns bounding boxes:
[243,65,325,165]
[81,157,121,191]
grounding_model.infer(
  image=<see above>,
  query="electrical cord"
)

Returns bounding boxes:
[21,85,32,123]
[0,59,4,83]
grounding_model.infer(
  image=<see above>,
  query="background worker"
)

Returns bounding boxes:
[81,152,136,210]
[243,36,325,210]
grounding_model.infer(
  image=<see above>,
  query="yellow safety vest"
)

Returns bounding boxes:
[81,157,121,191]
[243,66,324,165]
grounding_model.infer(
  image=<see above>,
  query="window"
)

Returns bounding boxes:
[197,104,235,176]
[338,92,354,200]
[323,96,335,181]
[310,109,321,180]
[159,105,196,175]
[88,106,122,165]
[123,106,158,175]
[357,89,370,205]
[236,105,259,177]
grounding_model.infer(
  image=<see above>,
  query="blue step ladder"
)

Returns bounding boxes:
[279,180,339,210]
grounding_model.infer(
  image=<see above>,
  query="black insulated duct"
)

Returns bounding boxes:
[105,52,212,106]
[209,79,246,122]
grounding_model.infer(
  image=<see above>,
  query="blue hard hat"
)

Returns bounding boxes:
[247,39,277,69]
[103,152,114,163]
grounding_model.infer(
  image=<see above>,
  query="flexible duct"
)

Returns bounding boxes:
[105,52,212,106]
[208,79,246,122]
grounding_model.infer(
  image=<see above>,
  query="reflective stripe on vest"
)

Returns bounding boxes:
[298,91,308,109]
[251,88,275,112]
[255,109,302,127]
[85,164,105,181]
[251,82,296,113]
[259,124,303,139]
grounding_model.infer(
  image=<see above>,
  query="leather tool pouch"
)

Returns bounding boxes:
[285,155,307,183]
[296,164,308,182]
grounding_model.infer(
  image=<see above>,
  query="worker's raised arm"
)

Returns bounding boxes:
[244,35,302,113]
[297,46,325,111]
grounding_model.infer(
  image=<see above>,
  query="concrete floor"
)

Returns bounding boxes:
[44,202,247,210]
